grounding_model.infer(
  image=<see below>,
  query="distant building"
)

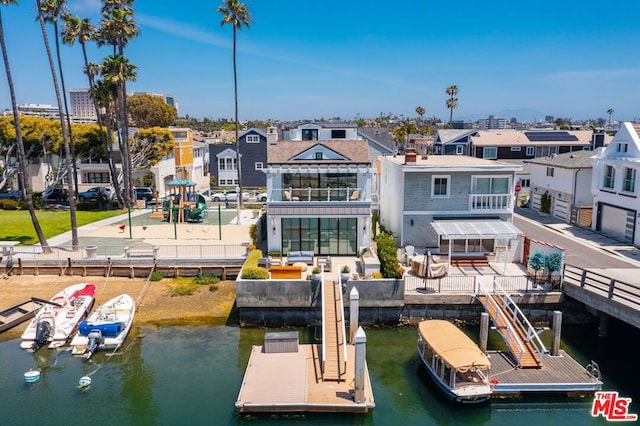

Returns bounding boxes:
[132,92,179,115]
[477,115,507,130]
[69,89,96,120]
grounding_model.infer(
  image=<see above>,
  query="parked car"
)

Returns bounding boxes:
[44,188,68,203]
[77,186,112,202]
[256,192,268,202]
[134,187,156,202]
[0,190,22,200]
[210,190,249,202]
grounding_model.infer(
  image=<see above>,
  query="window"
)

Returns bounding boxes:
[331,129,346,138]
[511,146,521,151]
[302,129,318,141]
[520,178,530,187]
[218,157,237,171]
[623,168,636,193]
[456,145,464,155]
[546,167,554,177]
[219,179,228,185]
[483,147,497,159]
[432,175,450,198]
[604,165,615,189]
[617,143,629,153]
[246,135,260,143]
[86,172,110,183]
[526,146,535,156]
[315,152,323,160]
[255,162,263,170]
[474,176,509,194]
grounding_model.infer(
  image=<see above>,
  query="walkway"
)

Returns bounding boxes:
[321,278,346,381]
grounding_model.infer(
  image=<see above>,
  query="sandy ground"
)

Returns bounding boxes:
[0,274,237,343]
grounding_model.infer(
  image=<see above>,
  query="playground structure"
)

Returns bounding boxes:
[159,178,208,223]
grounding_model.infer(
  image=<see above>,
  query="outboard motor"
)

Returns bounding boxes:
[32,321,52,352]
[86,330,104,359]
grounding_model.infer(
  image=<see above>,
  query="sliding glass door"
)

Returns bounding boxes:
[282,217,357,255]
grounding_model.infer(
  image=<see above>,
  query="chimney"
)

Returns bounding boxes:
[267,126,277,145]
[405,149,417,164]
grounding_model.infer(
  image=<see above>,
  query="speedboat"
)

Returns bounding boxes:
[20,283,96,351]
[70,294,135,358]
[417,320,492,404]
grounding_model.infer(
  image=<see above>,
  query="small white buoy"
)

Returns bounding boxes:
[78,375,92,389]
[24,369,41,383]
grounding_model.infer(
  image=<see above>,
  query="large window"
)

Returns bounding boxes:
[86,172,110,183]
[282,217,356,255]
[604,165,615,189]
[283,172,357,201]
[431,175,450,198]
[473,176,509,194]
[623,168,636,193]
[331,129,346,139]
[218,157,237,171]
[439,238,494,254]
[302,129,318,141]
[483,147,497,159]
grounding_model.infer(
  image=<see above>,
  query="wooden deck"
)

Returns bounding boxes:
[235,344,375,413]
[489,350,602,396]
[322,279,346,381]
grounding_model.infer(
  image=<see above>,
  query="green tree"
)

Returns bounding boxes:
[606,108,614,127]
[0,0,50,252]
[37,0,79,249]
[218,0,252,209]
[130,127,175,170]
[375,232,400,279]
[415,105,425,131]
[128,94,177,128]
[445,85,458,125]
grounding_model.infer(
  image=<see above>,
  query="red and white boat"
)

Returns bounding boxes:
[20,283,96,351]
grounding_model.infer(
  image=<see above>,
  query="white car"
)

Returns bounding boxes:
[210,190,249,202]
[256,192,268,202]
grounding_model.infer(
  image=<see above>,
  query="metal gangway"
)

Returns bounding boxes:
[320,267,348,381]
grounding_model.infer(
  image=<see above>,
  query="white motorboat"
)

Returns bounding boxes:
[70,294,135,358]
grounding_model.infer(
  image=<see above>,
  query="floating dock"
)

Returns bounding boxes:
[235,343,375,413]
[489,350,602,396]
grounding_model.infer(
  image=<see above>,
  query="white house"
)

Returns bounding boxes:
[590,122,640,245]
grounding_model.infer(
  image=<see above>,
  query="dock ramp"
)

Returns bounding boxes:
[477,277,547,368]
[321,276,347,381]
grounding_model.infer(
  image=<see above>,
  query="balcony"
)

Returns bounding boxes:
[271,187,364,202]
[469,193,513,212]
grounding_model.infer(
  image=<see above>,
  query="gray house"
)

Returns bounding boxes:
[378,153,522,256]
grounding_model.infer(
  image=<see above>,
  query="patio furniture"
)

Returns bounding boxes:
[270,265,303,279]
[404,245,416,266]
[316,256,332,272]
[287,251,314,265]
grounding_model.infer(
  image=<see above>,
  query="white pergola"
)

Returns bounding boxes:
[431,220,522,275]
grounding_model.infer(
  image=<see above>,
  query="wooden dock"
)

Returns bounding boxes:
[235,344,375,413]
[488,350,602,396]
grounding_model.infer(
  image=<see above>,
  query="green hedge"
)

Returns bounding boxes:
[241,249,269,279]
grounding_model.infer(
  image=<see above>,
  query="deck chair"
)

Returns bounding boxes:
[404,245,415,265]
[350,190,361,201]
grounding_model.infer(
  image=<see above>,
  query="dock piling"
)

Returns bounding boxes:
[479,312,489,353]
[354,327,366,403]
[349,287,359,343]
[552,310,562,356]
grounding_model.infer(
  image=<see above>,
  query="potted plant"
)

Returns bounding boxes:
[311,266,322,281]
[340,265,351,282]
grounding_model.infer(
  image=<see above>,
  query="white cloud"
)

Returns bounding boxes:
[546,68,640,82]
[137,14,229,48]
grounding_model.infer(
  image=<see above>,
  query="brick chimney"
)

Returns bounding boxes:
[405,149,417,164]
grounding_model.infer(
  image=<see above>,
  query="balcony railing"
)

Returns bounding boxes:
[272,187,364,202]
[469,193,512,211]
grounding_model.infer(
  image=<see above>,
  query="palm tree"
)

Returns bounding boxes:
[446,85,458,125]
[0,0,50,253]
[37,0,80,249]
[415,106,425,132]
[606,108,614,127]
[218,0,251,209]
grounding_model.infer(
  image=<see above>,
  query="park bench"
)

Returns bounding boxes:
[124,242,159,258]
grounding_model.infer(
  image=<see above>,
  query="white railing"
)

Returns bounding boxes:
[13,244,247,260]
[469,193,512,211]
[272,187,364,202]
[337,268,348,366]
[321,269,327,373]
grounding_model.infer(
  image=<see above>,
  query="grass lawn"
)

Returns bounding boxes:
[0,209,126,245]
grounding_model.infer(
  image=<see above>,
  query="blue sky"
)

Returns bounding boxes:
[2,0,640,122]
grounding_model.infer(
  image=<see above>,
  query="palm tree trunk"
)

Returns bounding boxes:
[0,8,51,253]
[233,25,243,209]
[37,3,79,249]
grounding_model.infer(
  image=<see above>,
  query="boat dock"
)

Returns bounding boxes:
[489,350,602,396]
[235,273,375,413]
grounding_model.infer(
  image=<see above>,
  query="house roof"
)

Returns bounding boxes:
[382,154,522,171]
[358,127,395,151]
[471,130,593,147]
[435,129,479,144]
[523,149,595,168]
[431,220,522,240]
[240,128,267,138]
[267,140,371,164]
[281,121,357,130]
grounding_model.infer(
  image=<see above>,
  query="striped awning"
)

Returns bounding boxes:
[431,220,521,240]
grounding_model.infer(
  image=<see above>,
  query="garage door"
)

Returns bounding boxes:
[553,198,569,221]
[599,204,634,242]
[531,193,542,211]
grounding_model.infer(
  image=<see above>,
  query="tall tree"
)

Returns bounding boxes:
[0,0,50,252]
[37,0,79,249]
[415,106,425,132]
[128,94,177,128]
[606,108,614,127]
[445,84,459,125]
[218,0,251,209]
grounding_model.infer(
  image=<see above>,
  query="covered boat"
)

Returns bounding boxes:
[20,283,96,351]
[417,320,492,404]
[70,294,135,358]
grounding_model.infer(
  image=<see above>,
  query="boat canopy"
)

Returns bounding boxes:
[418,320,491,371]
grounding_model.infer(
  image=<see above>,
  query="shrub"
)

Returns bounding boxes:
[168,278,198,296]
[395,266,405,278]
[0,199,23,210]
[193,274,220,286]
[375,232,400,278]
[312,266,321,274]
[372,271,382,279]
[242,266,270,279]
[150,271,164,281]
[341,265,350,273]
[75,201,95,211]
[246,244,256,252]
[540,192,551,214]
[249,223,258,245]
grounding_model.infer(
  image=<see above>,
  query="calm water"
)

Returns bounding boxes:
[1,321,638,425]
